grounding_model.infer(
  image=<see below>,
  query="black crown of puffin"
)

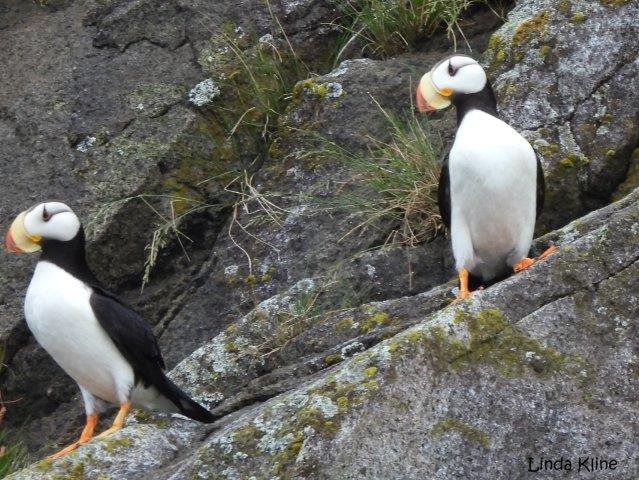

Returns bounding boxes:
[415,55,487,112]
[5,201,80,253]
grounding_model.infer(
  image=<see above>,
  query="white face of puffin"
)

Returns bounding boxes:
[5,202,81,253]
[415,55,487,112]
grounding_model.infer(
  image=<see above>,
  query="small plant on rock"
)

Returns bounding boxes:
[308,101,443,246]
[333,0,488,60]
[0,351,29,478]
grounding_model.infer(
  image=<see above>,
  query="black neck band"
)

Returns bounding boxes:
[40,228,100,285]
[452,82,498,124]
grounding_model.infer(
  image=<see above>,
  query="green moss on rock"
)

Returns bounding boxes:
[431,416,490,448]
[336,396,349,411]
[600,0,629,6]
[34,458,54,472]
[486,33,507,70]
[325,353,343,365]
[293,79,330,100]
[363,366,378,378]
[102,436,133,454]
[536,142,560,157]
[453,309,572,377]
[334,316,355,332]
[233,424,262,445]
[132,409,170,428]
[387,308,583,380]
[512,11,550,48]
[557,0,572,14]
[360,311,390,333]
[51,462,85,480]
[570,11,587,22]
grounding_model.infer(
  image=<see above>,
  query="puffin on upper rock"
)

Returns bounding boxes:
[415,55,555,299]
[5,201,218,459]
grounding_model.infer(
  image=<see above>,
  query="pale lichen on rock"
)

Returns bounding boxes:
[188,79,221,107]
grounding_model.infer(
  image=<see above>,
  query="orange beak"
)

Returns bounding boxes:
[5,227,21,253]
[415,88,435,112]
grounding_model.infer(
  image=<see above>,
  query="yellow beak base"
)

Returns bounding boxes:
[417,72,452,111]
[6,212,41,253]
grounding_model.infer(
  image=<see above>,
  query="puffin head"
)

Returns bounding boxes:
[415,55,487,112]
[5,202,81,254]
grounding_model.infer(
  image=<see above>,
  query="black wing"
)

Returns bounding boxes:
[89,286,165,386]
[536,153,545,218]
[438,155,451,230]
[90,286,217,423]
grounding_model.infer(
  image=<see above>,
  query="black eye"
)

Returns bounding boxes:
[448,60,457,76]
[42,206,51,222]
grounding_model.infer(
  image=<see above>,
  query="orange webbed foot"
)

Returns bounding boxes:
[47,413,98,459]
[513,245,558,273]
[95,401,131,440]
[538,245,557,259]
[513,257,535,272]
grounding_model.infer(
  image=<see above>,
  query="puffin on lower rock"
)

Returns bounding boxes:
[415,55,555,299]
[5,201,218,458]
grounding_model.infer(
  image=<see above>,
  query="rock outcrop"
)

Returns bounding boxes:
[485,0,639,230]
[8,176,639,480]
[0,0,341,450]
[1,0,638,477]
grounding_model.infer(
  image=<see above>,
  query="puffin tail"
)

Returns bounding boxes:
[156,375,219,424]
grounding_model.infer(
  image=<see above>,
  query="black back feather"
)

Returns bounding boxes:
[438,155,451,230]
[536,153,545,217]
[89,285,217,423]
[89,288,165,380]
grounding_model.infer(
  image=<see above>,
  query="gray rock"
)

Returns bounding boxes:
[484,0,639,231]
[3,0,639,474]
[8,186,638,480]
[155,54,460,368]
[153,9,503,366]
[0,0,343,452]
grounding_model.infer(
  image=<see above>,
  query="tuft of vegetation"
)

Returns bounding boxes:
[0,348,29,478]
[253,285,328,359]
[0,439,28,478]
[88,194,226,289]
[222,170,290,279]
[308,101,443,246]
[333,0,486,60]
[91,3,309,289]
[212,25,309,146]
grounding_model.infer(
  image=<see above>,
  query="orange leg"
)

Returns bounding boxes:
[95,401,131,439]
[513,245,557,273]
[48,413,99,459]
[457,269,471,300]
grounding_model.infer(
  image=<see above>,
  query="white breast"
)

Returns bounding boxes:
[24,261,134,404]
[448,109,537,279]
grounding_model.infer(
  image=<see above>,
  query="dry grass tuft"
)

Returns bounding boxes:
[308,100,443,246]
[334,0,486,60]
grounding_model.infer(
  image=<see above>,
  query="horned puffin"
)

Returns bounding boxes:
[5,201,217,458]
[415,55,555,299]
